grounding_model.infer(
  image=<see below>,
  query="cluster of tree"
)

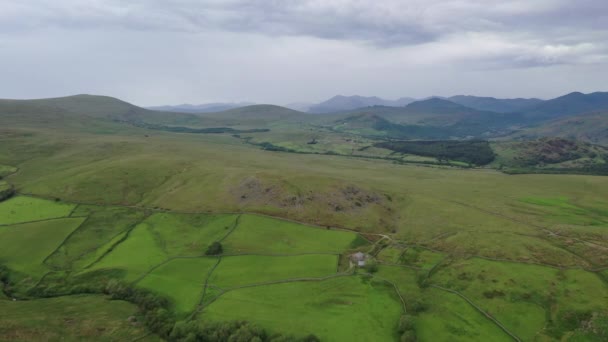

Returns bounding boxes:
[375,140,495,165]
[104,279,175,337]
[170,321,320,342]
[504,163,608,176]
[205,241,223,255]
[0,184,15,202]
[256,142,298,153]
[371,120,451,140]
[398,315,417,342]
[125,120,269,134]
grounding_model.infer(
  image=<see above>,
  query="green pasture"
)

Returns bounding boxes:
[208,254,338,288]
[143,212,238,256]
[222,214,362,254]
[375,265,423,302]
[0,196,75,225]
[88,221,167,281]
[430,231,588,267]
[0,295,149,341]
[73,229,130,270]
[400,247,444,270]
[0,217,85,281]
[46,205,145,270]
[0,164,17,177]
[137,258,218,315]
[431,257,608,340]
[519,196,608,226]
[415,288,513,342]
[201,276,403,341]
[376,246,405,264]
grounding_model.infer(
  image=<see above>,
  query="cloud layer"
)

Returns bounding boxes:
[1,0,607,104]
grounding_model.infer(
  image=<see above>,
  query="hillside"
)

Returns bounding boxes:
[308,95,415,113]
[521,91,608,121]
[448,95,543,113]
[492,138,608,174]
[148,102,255,113]
[0,94,202,130]
[331,112,449,139]
[512,111,608,145]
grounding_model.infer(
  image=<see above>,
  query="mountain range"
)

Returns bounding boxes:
[2,91,607,144]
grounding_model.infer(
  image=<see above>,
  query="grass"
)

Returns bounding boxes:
[45,205,145,270]
[0,164,17,177]
[0,217,85,282]
[1,96,608,340]
[143,213,238,256]
[415,287,513,342]
[400,247,444,270]
[86,213,239,281]
[137,258,218,315]
[201,276,403,341]
[88,220,167,281]
[208,254,338,288]
[222,214,361,254]
[0,295,150,341]
[0,196,75,225]
[431,257,608,340]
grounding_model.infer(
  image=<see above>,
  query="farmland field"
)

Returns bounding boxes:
[222,214,363,254]
[136,258,219,315]
[0,217,85,284]
[208,254,339,288]
[1,95,607,341]
[0,196,75,225]
[0,295,151,341]
[200,276,403,341]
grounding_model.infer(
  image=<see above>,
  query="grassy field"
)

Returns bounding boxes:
[208,254,339,288]
[46,205,145,270]
[88,220,167,281]
[0,295,151,341]
[0,196,75,225]
[1,96,608,340]
[200,276,403,341]
[136,258,218,315]
[143,212,238,256]
[222,214,363,254]
[415,288,513,342]
[0,217,85,283]
[431,258,608,340]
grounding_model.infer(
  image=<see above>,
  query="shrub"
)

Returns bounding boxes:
[206,241,223,255]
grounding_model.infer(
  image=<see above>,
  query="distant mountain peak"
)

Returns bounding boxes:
[308,95,415,113]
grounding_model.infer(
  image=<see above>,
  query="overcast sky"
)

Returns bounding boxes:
[1,0,607,106]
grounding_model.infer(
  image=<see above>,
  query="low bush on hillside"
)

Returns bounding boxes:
[205,241,223,255]
[375,140,495,165]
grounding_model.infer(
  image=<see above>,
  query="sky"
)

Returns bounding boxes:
[1,0,607,106]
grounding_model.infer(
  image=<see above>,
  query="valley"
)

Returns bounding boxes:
[1,93,607,341]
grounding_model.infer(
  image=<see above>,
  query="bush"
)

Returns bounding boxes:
[206,241,223,255]
[375,140,495,165]
[398,315,415,333]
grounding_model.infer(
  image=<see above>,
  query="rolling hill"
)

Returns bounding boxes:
[448,95,543,113]
[0,94,203,130]
[308,95,416,113]
[148,102,255,113]
[513,110,608,145]
[521,91,608,121]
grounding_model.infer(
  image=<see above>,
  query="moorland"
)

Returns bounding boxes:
[0,92,607,341]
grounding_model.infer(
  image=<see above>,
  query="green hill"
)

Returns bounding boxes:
[521,91,608,121]
[514,111,608,145]
[0,94,202,130]
[492,137,608,174]
[448,95,543,113]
